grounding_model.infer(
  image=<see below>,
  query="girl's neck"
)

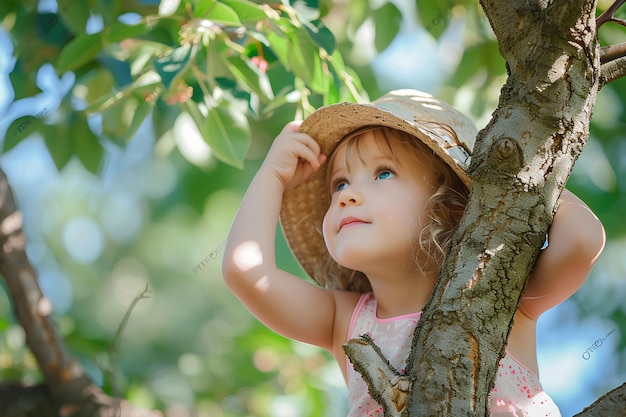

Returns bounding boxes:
[367,269,437,319]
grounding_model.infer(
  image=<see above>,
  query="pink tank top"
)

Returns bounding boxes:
[347,293,561,416]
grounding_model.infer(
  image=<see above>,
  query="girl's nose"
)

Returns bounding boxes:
[338,188,363,207]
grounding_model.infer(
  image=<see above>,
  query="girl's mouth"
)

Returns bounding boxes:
[339,216,368,230]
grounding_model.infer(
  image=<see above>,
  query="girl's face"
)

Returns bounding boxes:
[322,130,435,275]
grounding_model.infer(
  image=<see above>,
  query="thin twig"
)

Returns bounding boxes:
[107,283,152,416]
[597,0,626,28]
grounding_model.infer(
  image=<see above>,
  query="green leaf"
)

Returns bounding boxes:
[75,68,116,106]
[266,29,292,71]
[373,2,401,51]
[57,0,91,34]
[85,71,161,114]
[2,116,43,153]
[73,112,104,174]
[302,19,335,54]
[124,89,160,141]
[100,90,157,144]
[329,47,346,72]
[347,0,369,36]
[107,39,167,77]
[289,28,324,93]
[9,59,40,101]
[86,73,159,144]
[44,124,73,171]
[290,0,320,22]
[219,0,267,22]
[330,50,368,103]
[416,0,450,39]
[195,0,241,26]
[57,32,104,73]
[132,15,181,45]
[184,100,250,168]
[153,45,193,89]
[340,67,367,102]
[203,106,250,168]
[323,63,340,106]
[153,100,181,140]
[86,84,133,115]
[449,40,505,88]
[105,21,150,43]
[225,56,274,100]
[262,89,302,115]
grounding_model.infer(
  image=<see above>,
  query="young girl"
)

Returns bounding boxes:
[222,90,605,416]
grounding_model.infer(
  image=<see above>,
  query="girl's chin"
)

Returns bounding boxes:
[332,250,380,271]
[332,249,416,276]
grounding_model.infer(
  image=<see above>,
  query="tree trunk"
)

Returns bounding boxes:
[344,1,626,416]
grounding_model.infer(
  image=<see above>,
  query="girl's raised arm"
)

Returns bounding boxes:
[519,189,606,319]
[222,123,352,353]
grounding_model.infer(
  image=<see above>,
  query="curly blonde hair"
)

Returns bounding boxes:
[319,127,469,293]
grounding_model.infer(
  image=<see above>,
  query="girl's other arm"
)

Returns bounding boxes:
[222,123,353,352]
[519,189,606,319]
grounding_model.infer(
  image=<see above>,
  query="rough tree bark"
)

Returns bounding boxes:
[344,1,626,416]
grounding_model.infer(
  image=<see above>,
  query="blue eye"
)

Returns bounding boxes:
[332,179,348,192]
[376,170,395,180]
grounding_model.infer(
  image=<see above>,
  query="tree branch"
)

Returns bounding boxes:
[574,383,626,417]
[0,168,89,402]
[0,383,55,417]
[343,335,411,417]
[600,55,626,86]
[597,0,626,28]
[600,42,626,63]
[0,168,162,417]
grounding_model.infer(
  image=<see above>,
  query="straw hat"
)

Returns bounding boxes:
[279,89,477,291]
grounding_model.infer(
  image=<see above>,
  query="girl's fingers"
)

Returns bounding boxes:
[279,122,321,154]
[287,120,302,132]
[289,132,322,160]
[268,123,326,186]
[291,141,321,169]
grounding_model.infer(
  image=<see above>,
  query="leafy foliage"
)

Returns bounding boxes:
[2,0,367,172]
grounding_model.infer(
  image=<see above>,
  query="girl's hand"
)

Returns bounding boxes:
[262,121,327,190]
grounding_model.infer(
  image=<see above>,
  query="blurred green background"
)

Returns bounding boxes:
[0,1,625,416]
